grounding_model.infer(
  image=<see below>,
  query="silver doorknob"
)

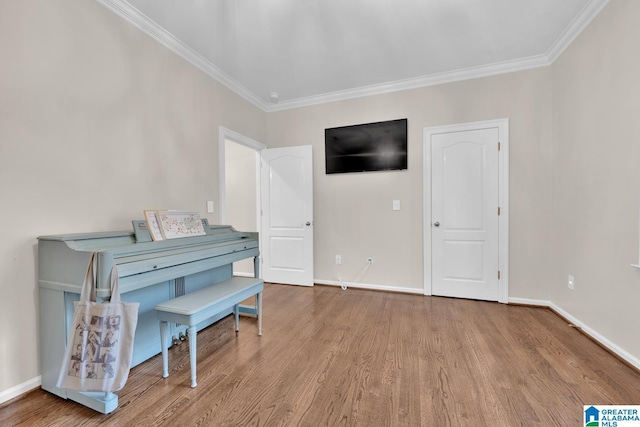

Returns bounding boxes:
[305,221,311,226]
[433,222,440,227]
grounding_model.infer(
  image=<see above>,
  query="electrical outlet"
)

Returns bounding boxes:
[335,255,342,265]
[367,257,373,264]
[568,274,575,290]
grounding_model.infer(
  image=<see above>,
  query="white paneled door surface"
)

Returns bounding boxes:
[430,127,500,301]
[260,146,314,286]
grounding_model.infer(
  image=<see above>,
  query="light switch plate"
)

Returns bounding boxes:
[393,200,400,211]
[206,201,214,213]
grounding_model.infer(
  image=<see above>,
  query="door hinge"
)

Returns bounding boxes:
[498,142,501,151]
[498,206,501,216]
[498,271,501,280]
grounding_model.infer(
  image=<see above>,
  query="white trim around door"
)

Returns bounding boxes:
[218,126,266,226]
[423,119,509,303]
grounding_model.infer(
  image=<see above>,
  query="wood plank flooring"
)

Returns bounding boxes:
[2,283,640,426]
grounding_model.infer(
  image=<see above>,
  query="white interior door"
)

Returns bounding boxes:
[260,145,314,286]
[430,127,500,301]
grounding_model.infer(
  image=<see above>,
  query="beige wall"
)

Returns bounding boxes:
[3,0,639,401]
[550,0,640,358]
[266,68,554,296]
[0,0,265,393]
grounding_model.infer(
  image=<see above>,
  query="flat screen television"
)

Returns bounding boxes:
[325,118,408,174]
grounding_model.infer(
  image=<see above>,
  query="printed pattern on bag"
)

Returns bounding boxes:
[68,314,121,379]
[57,255,139,392]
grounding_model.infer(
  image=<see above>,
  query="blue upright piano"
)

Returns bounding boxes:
[37,224,259,413]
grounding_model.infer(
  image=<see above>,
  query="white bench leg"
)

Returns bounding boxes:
[257,291,262,336]
[234,304,240,332]
[188,325,197,388]
[160,320,169,378]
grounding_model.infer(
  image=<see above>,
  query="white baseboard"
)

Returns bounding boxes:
[0,376,41,405]
[510,297,640,371]
[508,297,553,307]
[314,279,424,295]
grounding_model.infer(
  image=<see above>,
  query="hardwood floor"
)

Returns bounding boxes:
[2,283,639,426]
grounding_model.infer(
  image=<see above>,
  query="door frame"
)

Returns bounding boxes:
[423,119,509,303]
[218,126,266,250]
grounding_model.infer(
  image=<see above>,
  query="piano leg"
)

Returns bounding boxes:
[66,390,118,414]
[253,255,260,278]
[188,326,197,388]
[160,321,169,378]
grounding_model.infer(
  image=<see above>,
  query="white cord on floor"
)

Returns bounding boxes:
[336,261,372,291]
[336,264,347,290]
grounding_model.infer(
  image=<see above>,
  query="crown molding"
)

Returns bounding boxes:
[546,0,612,63]
[268,0,612,112]
[96,0,269,111]
[266,55,550,112]
[98,0,610,113]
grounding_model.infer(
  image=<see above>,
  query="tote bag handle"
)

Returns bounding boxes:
[109,264,121,303]
[79,253,121,303]
[79,253,98,303]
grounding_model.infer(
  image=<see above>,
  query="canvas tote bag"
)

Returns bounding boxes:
[56,252,139,392]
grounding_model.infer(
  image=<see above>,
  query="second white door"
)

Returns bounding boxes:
[260,146,314,286]
[429,126,500,301]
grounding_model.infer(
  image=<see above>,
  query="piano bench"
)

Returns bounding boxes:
[154,276,263,388]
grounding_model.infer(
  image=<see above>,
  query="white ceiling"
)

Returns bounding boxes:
[100,0,609,111]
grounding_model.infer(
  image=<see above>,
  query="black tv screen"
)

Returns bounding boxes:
[325,119,408,174]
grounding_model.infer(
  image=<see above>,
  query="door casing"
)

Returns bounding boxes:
[219,126,266,276]
[219,128,314,286]
[219,126,266,225]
